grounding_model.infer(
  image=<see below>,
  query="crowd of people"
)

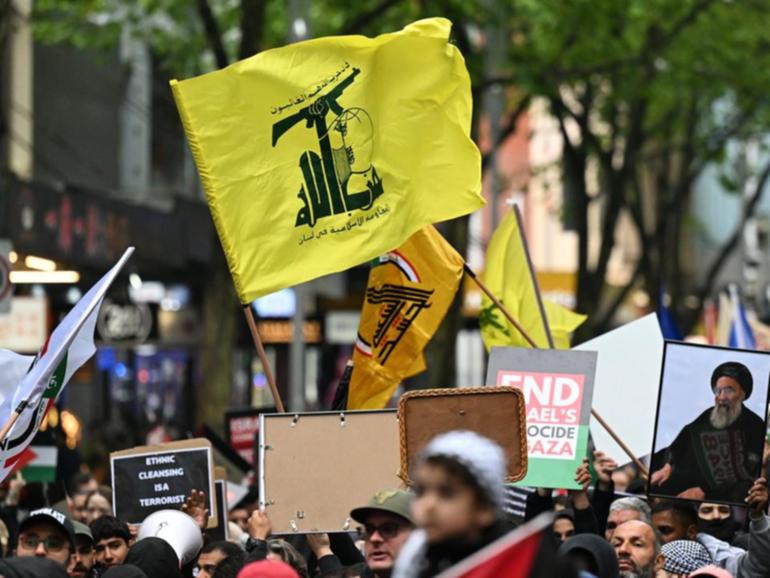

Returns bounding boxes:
[0,428,766,577]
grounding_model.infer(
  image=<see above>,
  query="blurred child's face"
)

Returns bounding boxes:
[411,461,495,544]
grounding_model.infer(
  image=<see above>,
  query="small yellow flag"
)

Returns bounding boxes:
[479,211,586,350]
[171,18,483,303]
[348,226,464,409]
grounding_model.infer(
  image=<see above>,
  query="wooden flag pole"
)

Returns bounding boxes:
[478,208,650,477]
[0,411,21,445]
[462,264,539,348]
[243,306,286,413]
[512,205,555,348]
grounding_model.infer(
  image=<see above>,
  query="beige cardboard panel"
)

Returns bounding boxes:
[398,387,527,483]
[261,411,401,534]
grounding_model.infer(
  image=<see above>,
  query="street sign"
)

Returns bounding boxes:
[0,241,12,314]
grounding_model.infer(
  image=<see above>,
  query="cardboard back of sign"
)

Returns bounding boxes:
[485,348,597,490]
[398,387,528,484]
[110,438,216,526]
[260,410,401,534]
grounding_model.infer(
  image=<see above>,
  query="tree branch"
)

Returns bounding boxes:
[196,0,229,68]
[480,94,532,170]
[238,0,266,59]
[691,157,770,315]
[340,0,403,35]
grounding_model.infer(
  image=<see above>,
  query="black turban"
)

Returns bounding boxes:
[711,361,753,399]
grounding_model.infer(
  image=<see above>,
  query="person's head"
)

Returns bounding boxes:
[611,520,663,578]
[350,489,414,574]
[68,472,98,497]
[553,510,576,544]
[67,521,95,578]
[710,362,751,429]
[16,508,76,567]
[697,503,739,543]
[411,431,506,544]
[85,486,113,524]
[265,540,308,578]
[91,515,131,568]
[196,541,244,578]
[697,503,732,521]
[606,498,652,542]
[558,534,619,578]
[688,565,735,578]
[71,493,90,525]
[228,508,250,533]
[651,501,698,544]
[124,537,182,578]
[660,540,711,576]
[236,560,299,578]
[101,564,150,578]
[212,552,247,578]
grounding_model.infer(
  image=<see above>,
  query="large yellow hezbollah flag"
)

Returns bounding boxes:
[348,226,464,409]
[171,18,483,303]
[480,211,586,349]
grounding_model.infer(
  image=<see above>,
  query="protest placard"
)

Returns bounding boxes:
[110,438,216,525]
[259,410,401,534]
[398,387,527,483]
[648,341,770,505]
[486,348,597,489]
[225,407,274,466]
[574,314,664,466]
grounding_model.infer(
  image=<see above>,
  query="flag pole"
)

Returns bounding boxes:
[462,264,539,348]
[512,204,555,348]
[0,411,21,444]
[243,306,286,413]
[507,204,648,477]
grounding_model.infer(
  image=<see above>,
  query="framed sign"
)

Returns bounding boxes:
[259,410,401,534]
[648,341,770,505]
[486,348,598,489]
[225,407,276,466]
[110,438,216,525]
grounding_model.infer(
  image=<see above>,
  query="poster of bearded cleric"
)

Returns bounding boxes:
[648,341,770,505]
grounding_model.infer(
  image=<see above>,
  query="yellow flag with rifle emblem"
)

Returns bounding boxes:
[348,226,464,409]
[480,210,586,349]
[171,18,483,304]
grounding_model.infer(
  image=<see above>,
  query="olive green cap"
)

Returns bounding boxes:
[350,489,413,525]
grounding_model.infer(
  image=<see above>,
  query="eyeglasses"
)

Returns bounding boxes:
[19,534,67,553]
[357,522,407,541]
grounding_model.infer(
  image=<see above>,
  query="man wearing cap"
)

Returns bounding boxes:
[350,489,414,578]
[15,507,75,567]
[68,521,96,578]
[650,361,766,502]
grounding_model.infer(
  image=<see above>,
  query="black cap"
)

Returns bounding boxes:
[711,362,753,399]
[18,508,75,550]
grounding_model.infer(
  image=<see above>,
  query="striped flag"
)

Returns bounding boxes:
[728,284,756,349]
[436,513,555,578]
[0,248,133,482]
[20,445,58,482]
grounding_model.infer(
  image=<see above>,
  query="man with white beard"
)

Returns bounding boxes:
[650,361,765,503]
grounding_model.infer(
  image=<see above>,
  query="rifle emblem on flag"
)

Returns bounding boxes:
[271,64,384,228]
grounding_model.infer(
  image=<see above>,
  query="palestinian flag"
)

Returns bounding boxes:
[435,514,562,578]
[0,248,133,482]
[19,445,58,482]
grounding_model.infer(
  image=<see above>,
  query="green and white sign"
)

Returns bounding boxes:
[486,348,597,489]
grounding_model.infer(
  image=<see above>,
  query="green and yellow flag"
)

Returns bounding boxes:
[171,18,483,303]
[480,211,586,350]
[348,226,464,409]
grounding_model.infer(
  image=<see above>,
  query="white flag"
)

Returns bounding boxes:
[0,351,34,406]
[0,248,134,481]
